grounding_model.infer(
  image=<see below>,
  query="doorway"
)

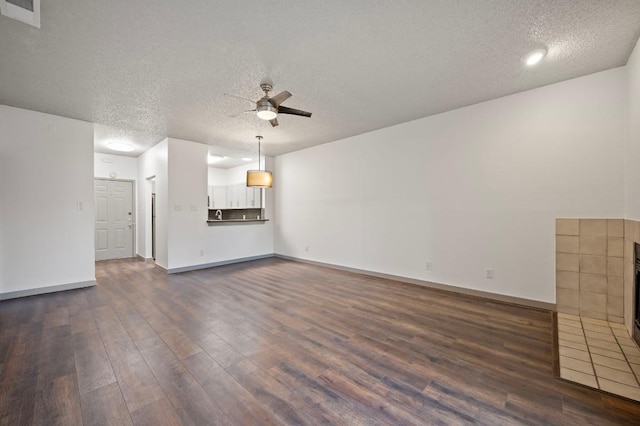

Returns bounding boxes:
[95,179,134,261]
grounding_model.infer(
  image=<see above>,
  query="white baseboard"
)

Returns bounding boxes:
[276,254,555,311]
[0,280,96,301]
[167,254,275,274]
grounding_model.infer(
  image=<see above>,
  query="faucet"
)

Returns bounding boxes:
[215,209,222,220]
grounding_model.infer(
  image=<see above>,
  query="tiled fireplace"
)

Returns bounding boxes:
[556,218,639,335]
[556,219,640,400]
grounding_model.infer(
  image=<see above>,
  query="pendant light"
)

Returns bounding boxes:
[246,136,273,188]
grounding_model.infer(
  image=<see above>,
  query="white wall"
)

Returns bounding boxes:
[225,161,261,184]
[0,106,95,297]
[94,152,138,181]
[626,38,640,220]
[137,139,169,267]
[274,68,627,304]
[208,167,229,186]
[167,138,209,269]
[166,138,274,271]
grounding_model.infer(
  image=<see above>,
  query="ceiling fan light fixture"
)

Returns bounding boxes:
[256,109,277,120]
[256,100,277,120]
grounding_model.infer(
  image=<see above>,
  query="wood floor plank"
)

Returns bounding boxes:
[0,322,42,425]
[79,382,132,426]
[182,351,281,425]
[137,336,233,425]
[0,257,639,425]
[32,373,83,426]
[267,361,383,425]
[36,325,76,391]
[225,358,325,425]
[91,305,166,413]
[73,328,117,395]
[129,398,182,426]
[317,367,433,425]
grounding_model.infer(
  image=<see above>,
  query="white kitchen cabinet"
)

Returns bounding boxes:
[212,185,226,208]
[226,183,245,208]
[209,183,261,209]
[238,183,248,208]
[226,184,235,208]
[246,187,261,208]
[246,186,255,207]
[208,185,214,209]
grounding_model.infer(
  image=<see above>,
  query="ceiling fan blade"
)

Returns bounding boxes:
[224,93,256,104]
[277,106,312,117]
[230,109,256,118]
[269,118,279,127]
[269,91,292,107]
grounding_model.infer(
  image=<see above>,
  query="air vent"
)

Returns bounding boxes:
[0,0,40,28]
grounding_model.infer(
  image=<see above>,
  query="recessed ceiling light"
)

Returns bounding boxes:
[522,48,547,67]
[107,142,135,152]
[242,157,252,161]
[208,155,225,164]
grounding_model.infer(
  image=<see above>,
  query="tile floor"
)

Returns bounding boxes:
[557,313,640,401]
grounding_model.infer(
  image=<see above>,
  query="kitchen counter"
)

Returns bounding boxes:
[207,219,269,225]
[208,207,264,223]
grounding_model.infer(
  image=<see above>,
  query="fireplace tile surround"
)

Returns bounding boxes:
[556,218,638,335]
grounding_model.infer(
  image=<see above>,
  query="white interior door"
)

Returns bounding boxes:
[95,179,134,261]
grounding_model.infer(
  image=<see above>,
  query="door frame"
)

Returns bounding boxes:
[151,192,156,261]
[94,178,136,260]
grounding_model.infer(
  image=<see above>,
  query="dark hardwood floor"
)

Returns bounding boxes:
[1,258,640,425]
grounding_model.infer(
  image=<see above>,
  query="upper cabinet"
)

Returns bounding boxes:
[246,187,258,208]
[227,183,242,208]
[226,184,260,208]
[209,185,227,209]
[208,162,263,209]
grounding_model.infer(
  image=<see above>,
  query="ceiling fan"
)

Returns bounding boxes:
[226,84,312,127]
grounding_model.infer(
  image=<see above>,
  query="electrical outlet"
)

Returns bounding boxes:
[485,268,494,279]
[304,246,309,253]
[425,261,433,271]
[200,250,204,256]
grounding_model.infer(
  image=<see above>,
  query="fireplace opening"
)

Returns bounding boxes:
[635,243,640,347]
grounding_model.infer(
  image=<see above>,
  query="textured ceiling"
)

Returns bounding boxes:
[1,1,640,157]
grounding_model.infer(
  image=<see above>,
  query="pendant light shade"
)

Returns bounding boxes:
[246,170,273,187]
[247,136,273,188]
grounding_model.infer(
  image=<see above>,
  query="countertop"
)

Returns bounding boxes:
[207,219,269,225]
